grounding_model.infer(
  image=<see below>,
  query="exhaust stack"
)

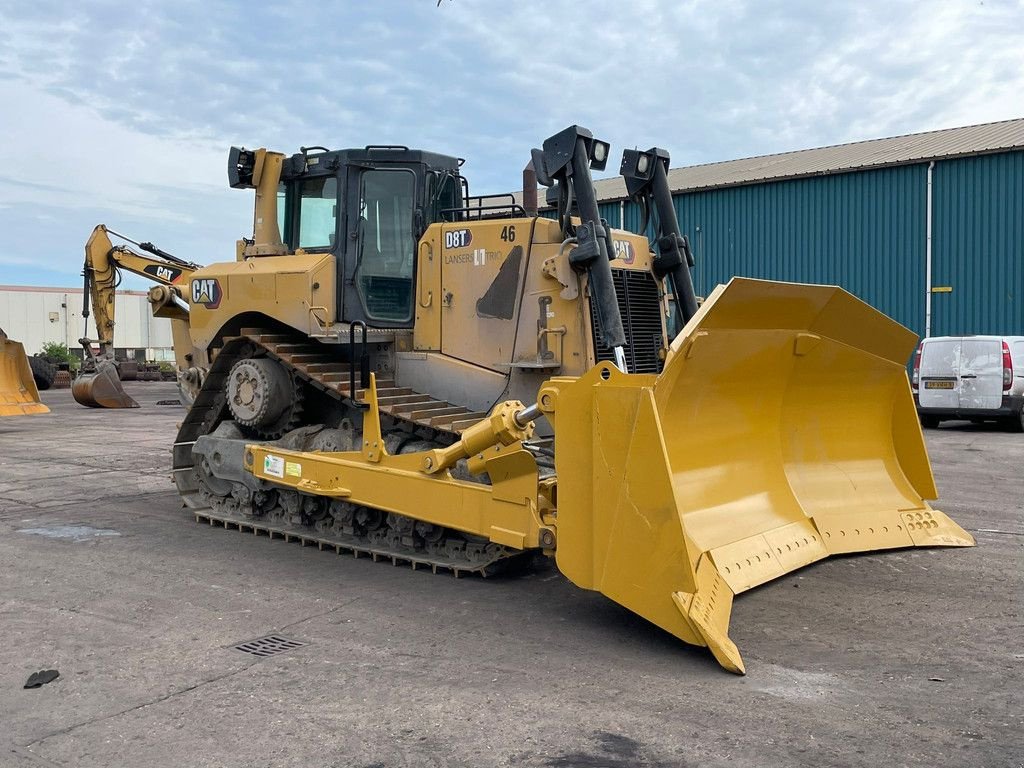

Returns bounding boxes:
[522,160,538,217]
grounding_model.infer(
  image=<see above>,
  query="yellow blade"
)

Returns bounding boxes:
[546,277,973,674]
[0,337,49,416]
[72,361,140,408]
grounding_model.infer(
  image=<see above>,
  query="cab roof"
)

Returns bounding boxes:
[282,146,462,179]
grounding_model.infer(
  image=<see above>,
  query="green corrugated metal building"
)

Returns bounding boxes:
[544,119,1024,342]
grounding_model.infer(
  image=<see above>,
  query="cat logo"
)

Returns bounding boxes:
[191,278,222,309]
[612,239,636,265]
[144,264,182,283]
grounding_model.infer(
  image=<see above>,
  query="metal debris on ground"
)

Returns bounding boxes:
[24,669,59,689]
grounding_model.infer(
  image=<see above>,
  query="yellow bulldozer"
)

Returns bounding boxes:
[0,328,50,416]
[126,125,969,673]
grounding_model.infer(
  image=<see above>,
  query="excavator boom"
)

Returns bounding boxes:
[72,225,199,409]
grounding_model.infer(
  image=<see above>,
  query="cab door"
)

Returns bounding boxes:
[343,168,418,327]
[959,339,1003,410]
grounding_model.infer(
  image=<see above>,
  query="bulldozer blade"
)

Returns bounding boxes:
[543,277,974,674]
[72,361,140,408]
[0,336,49,416]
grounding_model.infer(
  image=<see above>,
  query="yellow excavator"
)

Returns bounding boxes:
[0,328,50,416]
[153,125,971,673]
[73,225,202,408]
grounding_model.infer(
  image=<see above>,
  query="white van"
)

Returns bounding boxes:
[913,335,1024,431]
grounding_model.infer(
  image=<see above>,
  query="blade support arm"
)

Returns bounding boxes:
[243,439,547,551]
[535,127,628,358]
[620,148,700,324]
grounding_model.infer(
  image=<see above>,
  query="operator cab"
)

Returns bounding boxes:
[236,145,464,329]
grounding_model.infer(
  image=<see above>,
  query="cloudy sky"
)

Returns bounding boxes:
[1,0,1021,289]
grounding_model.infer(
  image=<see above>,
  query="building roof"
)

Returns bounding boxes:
[525,118,1024,205]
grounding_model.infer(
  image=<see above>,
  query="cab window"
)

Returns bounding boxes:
[426,171,460,224]
[356,170,416,322]
[276,183,287,241]
[297,176,338,249]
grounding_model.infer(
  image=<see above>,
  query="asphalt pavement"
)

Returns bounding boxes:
[0,383,1020,767]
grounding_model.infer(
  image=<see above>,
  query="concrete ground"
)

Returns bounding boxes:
[0,383,1020,768]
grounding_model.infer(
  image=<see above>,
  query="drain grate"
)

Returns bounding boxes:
[232,635,305,658]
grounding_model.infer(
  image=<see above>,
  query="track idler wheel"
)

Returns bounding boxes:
[227,358,301,437]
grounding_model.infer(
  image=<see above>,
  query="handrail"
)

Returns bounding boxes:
[418,241,433,308]
[348,321,370,411]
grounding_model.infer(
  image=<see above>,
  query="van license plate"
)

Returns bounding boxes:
[925,381,955,389]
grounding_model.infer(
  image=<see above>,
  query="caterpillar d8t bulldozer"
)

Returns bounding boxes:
[173,125,972,673]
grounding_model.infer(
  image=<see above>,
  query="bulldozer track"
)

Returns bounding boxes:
[174,327,523,577]
[190,508,528,577]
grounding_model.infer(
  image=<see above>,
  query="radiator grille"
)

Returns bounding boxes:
[589,269,665,374]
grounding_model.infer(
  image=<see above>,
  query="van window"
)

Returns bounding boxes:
[960,339,1001,376]
[1014,341,1024,364]
[920,340,959,376]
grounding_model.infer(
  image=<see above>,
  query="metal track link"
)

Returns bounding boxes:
[192,509,526,578]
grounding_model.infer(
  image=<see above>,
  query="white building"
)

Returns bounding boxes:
[0,285,175,361]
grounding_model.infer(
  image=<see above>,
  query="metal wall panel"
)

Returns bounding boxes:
[931,151,1024,336]
[598,201,622,229]
[0,287,174,357]
[652,165,929,335]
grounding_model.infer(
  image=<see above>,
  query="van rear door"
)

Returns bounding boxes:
[959,339,1003,410]
[919,339,960,409]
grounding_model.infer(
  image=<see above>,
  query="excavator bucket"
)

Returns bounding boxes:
[544,277,974,674]
[0,333,49,416]
[72,360,140,408]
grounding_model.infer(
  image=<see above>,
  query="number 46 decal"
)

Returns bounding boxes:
[500,225,516,242]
